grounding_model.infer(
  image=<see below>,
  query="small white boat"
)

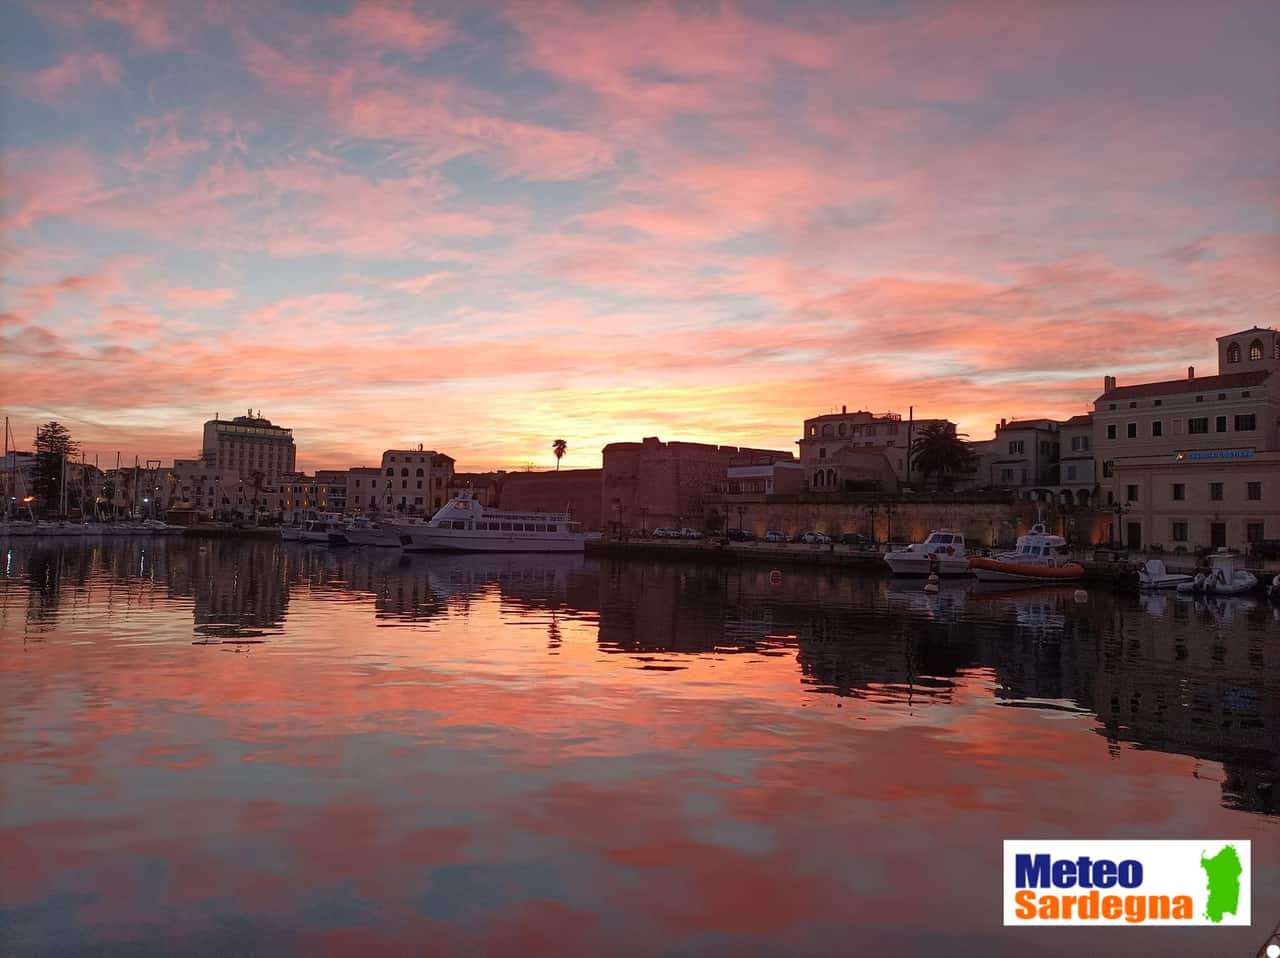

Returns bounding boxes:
[281,524,306,542]
[297,515,344,544]
[140,518,184,535]
[329,517,401,547]
[1137,558,1193,590]
[1268,574,1280,604]
[391,492,584,553]
[883,530,971,576]
[1176,550,1258,595]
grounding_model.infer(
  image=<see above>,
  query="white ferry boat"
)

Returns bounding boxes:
[392,493,584,553]
[883,530,971,576]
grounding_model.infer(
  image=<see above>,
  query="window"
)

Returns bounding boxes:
[1209,482,1223,501]
[1171,521,1188,542]
[1065,465,1077,481]
[1008,440,1024,454]
[1234,414,1256,431]
[385,467,394,476]
[821,424,833,437]
[414,497,423,505]
[838,423,847,437]
[1217,393,1226,401]
[1195,395,1203,402]
[1102,460,1114,478]
[819,447,827,459]
[401,480,407,489]
[1126,422,1137,438]
[1154,399,1162,407]
[1172,483,1185,501]
[1247,523,1264,543]
[1126,484,1138,502]
[1039,440,1050,455]
[1215,415,1227,433]
[1188,417,1208,434]
[1071,435,1089,451]
[1106,490,1114,505]
[1128,401,1137,408]
[401,467,409,477]
[416,468,424,477]
[416,480,422,489]
[1151,420,1162,437]
[1247,481,1261,500]
[1106,424,1117,440]
[1001,468,1014,482]
[1108,403,1116,411]
[1226,341,1241,363]
[1249,340,1263,361]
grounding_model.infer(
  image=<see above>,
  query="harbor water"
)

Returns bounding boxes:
[1,536,1277,956]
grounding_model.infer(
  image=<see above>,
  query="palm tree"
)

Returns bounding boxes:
[910,422,975,489]
[552,439,567,471]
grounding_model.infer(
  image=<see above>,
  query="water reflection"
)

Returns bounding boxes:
[1,537,1276,956]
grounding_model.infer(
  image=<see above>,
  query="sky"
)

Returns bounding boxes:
[2,0,1277,473]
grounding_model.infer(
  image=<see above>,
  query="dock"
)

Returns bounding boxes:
[585,538,1278,587]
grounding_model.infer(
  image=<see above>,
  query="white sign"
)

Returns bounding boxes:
[1003,840,1251,926]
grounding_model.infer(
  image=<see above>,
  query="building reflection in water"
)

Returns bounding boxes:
[0,537,1276,816]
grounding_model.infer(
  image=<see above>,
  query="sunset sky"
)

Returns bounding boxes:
[2,0,1277,472]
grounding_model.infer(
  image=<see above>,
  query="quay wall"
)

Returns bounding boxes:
[713,497,1114,549]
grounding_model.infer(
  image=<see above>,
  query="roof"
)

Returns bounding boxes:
[1216,326,1276,340]
[1059,414,1092,427]
[1098,369,1271,401]
[999,419,1057,431]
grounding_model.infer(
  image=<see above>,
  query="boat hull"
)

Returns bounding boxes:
[969,557,1084,583]
[399,528,585,553]
[883,554,971,576]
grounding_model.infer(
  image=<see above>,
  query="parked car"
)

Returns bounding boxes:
[726,528,755,542]
[679,527,704,540]
[840,532,874,548]
[800,531,832,545]
[764,529,787,543]
[652,527,677,538]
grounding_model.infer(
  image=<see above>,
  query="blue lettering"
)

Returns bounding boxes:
[1051,859,1077,888]
[1076,856,1094,888]
[1118,860,1143,888]
[1015,854,1051,889]
[1094,859,1117,888]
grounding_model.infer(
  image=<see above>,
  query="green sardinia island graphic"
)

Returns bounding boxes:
[1199,845,1243,923]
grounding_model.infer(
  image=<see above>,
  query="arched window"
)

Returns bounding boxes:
[401,467,409,477]
[385,467,394,476]
[838,423,847,437]
[415,468,424,477]
[821,423,833,437]
[1248,339,1263,361]
[827,469,837,488]
[1226,342,1241,363]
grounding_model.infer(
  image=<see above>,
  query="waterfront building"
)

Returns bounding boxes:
[979,418,1060,495]
[380,447,455,515]
[1094,326,1279,552]
[602,436,793,533]
[798,407,950,489]
[346,467,383,514]
[315,469,348,515]
[172,458,244,519]
[201,411,296,484]
[1056,414,1095,506]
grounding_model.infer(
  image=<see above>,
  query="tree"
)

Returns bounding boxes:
[34,421,78,515]
[910,422,975,489]
[552,438,567,471]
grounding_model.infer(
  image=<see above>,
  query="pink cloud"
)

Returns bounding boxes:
[17,51,120,102]
[162,286,236,309]
[331,0,449,51]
